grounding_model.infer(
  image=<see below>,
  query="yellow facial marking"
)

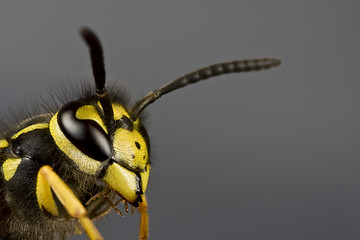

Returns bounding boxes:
[113,128,148,170]
[49,112,101,175]
[97,101,102,109]
[0,139,9,148]
[112,103,140,126]
[112,103,130,120]
[76,105,107,133]
[2,158,22,181]
[36,169,59,216]
[11,123,49,140]
[102,162,139,204]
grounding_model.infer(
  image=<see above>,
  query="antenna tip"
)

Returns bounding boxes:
[79,27,92,36]
[79,27,100,46]
[268,58,282,68]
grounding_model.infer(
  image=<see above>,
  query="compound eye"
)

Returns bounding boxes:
[58,101,112,161]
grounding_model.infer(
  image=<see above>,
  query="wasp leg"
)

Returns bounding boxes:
[39,165,103,240]
[138,195,149,240]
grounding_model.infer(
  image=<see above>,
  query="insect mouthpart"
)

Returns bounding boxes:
[101,160,148,207]
[86,189,136,216]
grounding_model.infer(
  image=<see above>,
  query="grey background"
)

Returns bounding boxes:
[1,1,360,240]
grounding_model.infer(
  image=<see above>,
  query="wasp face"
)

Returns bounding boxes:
[49,100,150,206]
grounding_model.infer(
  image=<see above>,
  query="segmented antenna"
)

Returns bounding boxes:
[131,58,281,120]
[80,28,114,123]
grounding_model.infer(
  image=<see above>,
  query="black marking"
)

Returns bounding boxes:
[135,141,141,150]
[12,145,23,156]
[95,158,113,179]
[115,115,133,131]
[135,173,143,204]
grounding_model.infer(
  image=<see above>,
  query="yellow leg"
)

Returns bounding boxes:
[138,195,149,240]
[39,165,103,240]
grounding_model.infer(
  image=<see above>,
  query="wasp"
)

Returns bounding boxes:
[0,28,281,240]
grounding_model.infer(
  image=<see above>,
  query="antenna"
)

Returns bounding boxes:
[131,58,281,120]
[80,27,114,124]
